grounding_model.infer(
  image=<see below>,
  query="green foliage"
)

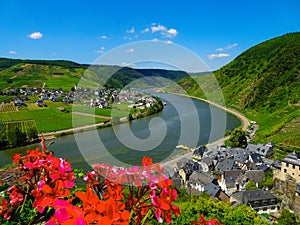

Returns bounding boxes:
[173,32,300,152]
[245,181,258,190]
[0,58,189,91]
[277,209,300,225]
[225,127,247,148]
[27,127,38,140]
[6,127,27,147]
[150,193,270,225]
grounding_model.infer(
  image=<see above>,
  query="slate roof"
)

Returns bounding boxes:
[258,164,270,172]
[189,171,214,185]
[163,166,177,178]
[232,149,249,164]
[204,183,220,198]
[246,161,259,170]
[216,157,235,172]
[249,153,263,164]
[245,170,265,183]
[223,170,244,188]
[246,144,258,152]
[282,152,300,166]
[246,143,273,157]
[193,145,207,157]
[175,157,190,170]
[232,190,277,206]
[201,157,214,166]
[203,150,218,159]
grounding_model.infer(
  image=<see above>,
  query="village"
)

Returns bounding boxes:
[1,86,158,110]
[163,140,300,221]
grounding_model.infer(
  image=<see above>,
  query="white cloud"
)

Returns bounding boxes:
[165,40,173,44]
[150,24,178,38]
[8,50,16,54]
[165,28,178,38]
[124,36,132,40]
[142,28,150,33]
[100,35,108,39]
[127,27,135,34]
[96,47,105,54]
[126,48,134,53]
[216,48,224,52]
[208,53,230,59]
[152,38,159,42]
[151,24,167,33]
[226,43,238,49]
[28,32,43,39]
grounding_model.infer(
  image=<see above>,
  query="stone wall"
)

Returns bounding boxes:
[273,176,300,217]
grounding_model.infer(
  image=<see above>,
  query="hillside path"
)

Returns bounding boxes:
[40,122,106,138]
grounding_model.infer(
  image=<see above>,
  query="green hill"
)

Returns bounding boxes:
[0,58,188,91]
[174,32,300,154]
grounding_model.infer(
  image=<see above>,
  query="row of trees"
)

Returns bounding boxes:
[0,125,38,149]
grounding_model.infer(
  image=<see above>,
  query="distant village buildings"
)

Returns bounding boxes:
[5,87,157,110]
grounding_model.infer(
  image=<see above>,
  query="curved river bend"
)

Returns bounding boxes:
[0,93,240,170]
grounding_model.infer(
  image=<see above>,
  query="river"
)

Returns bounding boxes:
[0,93,240,171]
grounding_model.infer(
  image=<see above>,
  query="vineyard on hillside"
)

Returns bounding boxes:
[0,102,16,112]
[1,120,38,134]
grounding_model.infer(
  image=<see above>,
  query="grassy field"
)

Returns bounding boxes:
[0,98,110,132]
[0,108,106,133]
[73,104,130,119]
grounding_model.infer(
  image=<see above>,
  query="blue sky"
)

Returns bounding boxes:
[0,0,299,71]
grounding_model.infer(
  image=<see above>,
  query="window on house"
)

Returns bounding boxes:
[293,165,295,169]
[284,169,287,173]
[292,173,295,176]
[286,163,289,167]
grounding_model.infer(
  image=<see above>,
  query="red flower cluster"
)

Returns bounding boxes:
[84,156,180,224]
[0,138,226,224]
[0,138,181,224]
[191,214,223,225]
[12,147,76,214]
[0,185,23,220]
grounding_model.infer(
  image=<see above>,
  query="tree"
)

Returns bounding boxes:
[27,127,38,141]
[0,121,7,148]
[225,127,247,148]
[7,127,27,147]
[245,181,258,190]
[278,209,300,225]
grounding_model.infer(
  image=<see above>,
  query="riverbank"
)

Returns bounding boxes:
[169,92,250,130]
[40,97,164,140]
[160,92,251,168]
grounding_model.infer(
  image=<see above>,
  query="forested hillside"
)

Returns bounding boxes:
[174,32,300,153]
[0,58,188,91]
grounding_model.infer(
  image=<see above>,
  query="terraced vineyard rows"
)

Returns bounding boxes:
[1,120,38,136]
[0,103,16,112]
